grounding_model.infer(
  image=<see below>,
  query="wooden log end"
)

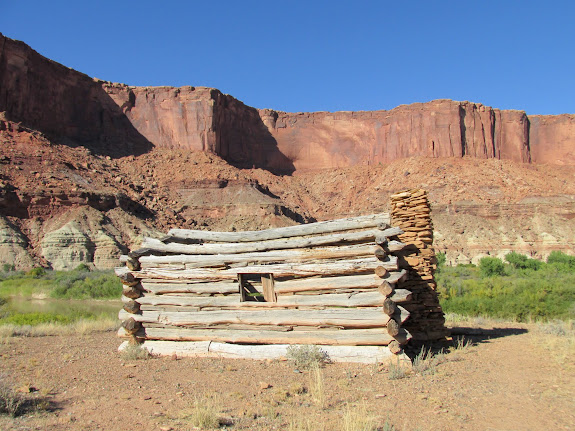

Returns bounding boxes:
[123,301,141,314]
[122,285,142,299]
[374,266,388,278]
[382,297,397,316]
[378,281,394,297]
[126,258,141,271]
[388,340,403,354]
[386,318,400,337]
[121,317,142,335]
[374,246,388,260]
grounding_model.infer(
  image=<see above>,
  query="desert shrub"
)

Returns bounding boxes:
[0,375,24,417]
[73,263,91,272]
[2,264,15,273]
[478,257,506,277]
[120,343,151,360]
[387,359,409,380]
[286,345,330,370]
[26,267,46,278]
[342,403,378,431]
[436,252,446,268]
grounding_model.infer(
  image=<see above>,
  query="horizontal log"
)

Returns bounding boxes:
[138,244,379,268]
[140,326,411,346]
[118,307,409,329]
[136,229,386,257]
[123,340,410,364]
[140,280,239,295]
[275,271,407,294]
[133,257,398,281]
[136,290,409,309]
[165,213,390,243]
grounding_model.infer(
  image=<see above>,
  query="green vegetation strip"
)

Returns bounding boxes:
[436,251,575,321]
[0,265,121,326]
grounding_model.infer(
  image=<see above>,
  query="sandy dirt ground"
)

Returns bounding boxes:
[0,322,574,431]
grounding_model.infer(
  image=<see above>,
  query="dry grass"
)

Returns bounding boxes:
[387,359,410,380]
[0,376,23,417]
[0,317,118,338]
[412,348,447,376]
[535,320,575,366]
[309,364,326,408]
[342,403,378,431]
[288,416,316,431]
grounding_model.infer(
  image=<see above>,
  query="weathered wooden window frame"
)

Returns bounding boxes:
[238,273,277,302]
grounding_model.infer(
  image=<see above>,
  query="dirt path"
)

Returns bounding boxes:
[1,323,573,430]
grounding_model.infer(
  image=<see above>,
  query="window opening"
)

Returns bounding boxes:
[238,273,276,302]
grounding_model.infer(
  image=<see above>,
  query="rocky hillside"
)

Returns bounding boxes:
[0,33,574,269]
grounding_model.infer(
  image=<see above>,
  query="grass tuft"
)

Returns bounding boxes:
[186,396,222,429]
[412,347,446,375]
[387,359,409,380]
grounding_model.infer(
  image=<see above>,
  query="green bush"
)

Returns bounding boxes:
[73,263,91,272]
[478,257,506,277]
[26,267,46,279]
[547,251,575,271]
[505,252,542,270]
[50,272,121,299]
[436,252,446,267]
[437,255,575,321]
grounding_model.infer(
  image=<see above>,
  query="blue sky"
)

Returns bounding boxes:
[2,1,574,115]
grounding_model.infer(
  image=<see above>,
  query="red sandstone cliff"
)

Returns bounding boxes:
[1,32,573,172]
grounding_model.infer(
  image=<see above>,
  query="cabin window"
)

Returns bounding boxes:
[238,273,276,302]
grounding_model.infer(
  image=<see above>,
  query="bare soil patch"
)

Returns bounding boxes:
[0,323,574,430]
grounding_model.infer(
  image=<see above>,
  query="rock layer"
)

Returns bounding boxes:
[1,32,574,173]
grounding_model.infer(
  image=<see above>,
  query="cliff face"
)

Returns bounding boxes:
[256,101,532,171]
[1,32,573,173]
[0,34,152,157]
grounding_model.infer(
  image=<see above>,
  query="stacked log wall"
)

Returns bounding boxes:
[116,199,447,363]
